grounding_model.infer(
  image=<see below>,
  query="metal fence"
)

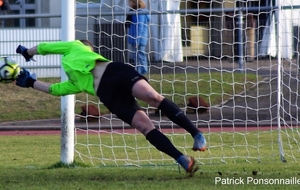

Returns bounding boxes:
[0,28,61,77]
[1,5,299,77]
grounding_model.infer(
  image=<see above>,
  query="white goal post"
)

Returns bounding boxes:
[60,0,300,166]
[60,0,76,164]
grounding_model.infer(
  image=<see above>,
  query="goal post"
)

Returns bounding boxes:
[275,0,285,163]
[60,0,76,165]
[59,0,300,167]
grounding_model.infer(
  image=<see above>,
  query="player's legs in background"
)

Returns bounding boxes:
[128,43,136,66]
[136,45,148,75]
[128,44,148,75]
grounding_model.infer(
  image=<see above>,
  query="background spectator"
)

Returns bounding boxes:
[126,0,150,75]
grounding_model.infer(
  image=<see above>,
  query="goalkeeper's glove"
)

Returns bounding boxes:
[16,68,37,88]
[16,45,35,62]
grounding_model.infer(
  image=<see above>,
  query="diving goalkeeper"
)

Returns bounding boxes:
[15,40,206,175]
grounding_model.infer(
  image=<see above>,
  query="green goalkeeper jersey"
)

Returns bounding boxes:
[37,40,110,96]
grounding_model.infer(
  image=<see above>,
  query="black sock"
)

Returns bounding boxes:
[146,129,183,160]
[158,98,200,137]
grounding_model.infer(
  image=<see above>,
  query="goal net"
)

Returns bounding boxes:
[72,0,300,167]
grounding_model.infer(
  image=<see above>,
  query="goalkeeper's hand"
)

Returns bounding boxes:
[16,45,35,62]
[16,68,37,88]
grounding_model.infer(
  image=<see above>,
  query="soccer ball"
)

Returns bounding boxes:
[0,57,21,83]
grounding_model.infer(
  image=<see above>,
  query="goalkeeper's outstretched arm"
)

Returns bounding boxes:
[16,45,38,62]
[33,80,50,94]
[15,67,50,94]
[27,46,39,56]
[16,68,81,96]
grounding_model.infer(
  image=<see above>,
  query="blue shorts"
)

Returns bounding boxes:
[97,62,148,125]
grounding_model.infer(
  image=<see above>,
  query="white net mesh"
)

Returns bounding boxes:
[74,0,300,167]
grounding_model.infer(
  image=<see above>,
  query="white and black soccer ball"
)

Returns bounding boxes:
[0,57,21,83]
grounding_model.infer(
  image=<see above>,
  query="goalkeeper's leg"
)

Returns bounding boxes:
[157,98,206,151]
[132,79,207,151]
[132,110,198,174]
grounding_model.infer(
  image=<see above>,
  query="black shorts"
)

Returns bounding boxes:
[97,62,148,125]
